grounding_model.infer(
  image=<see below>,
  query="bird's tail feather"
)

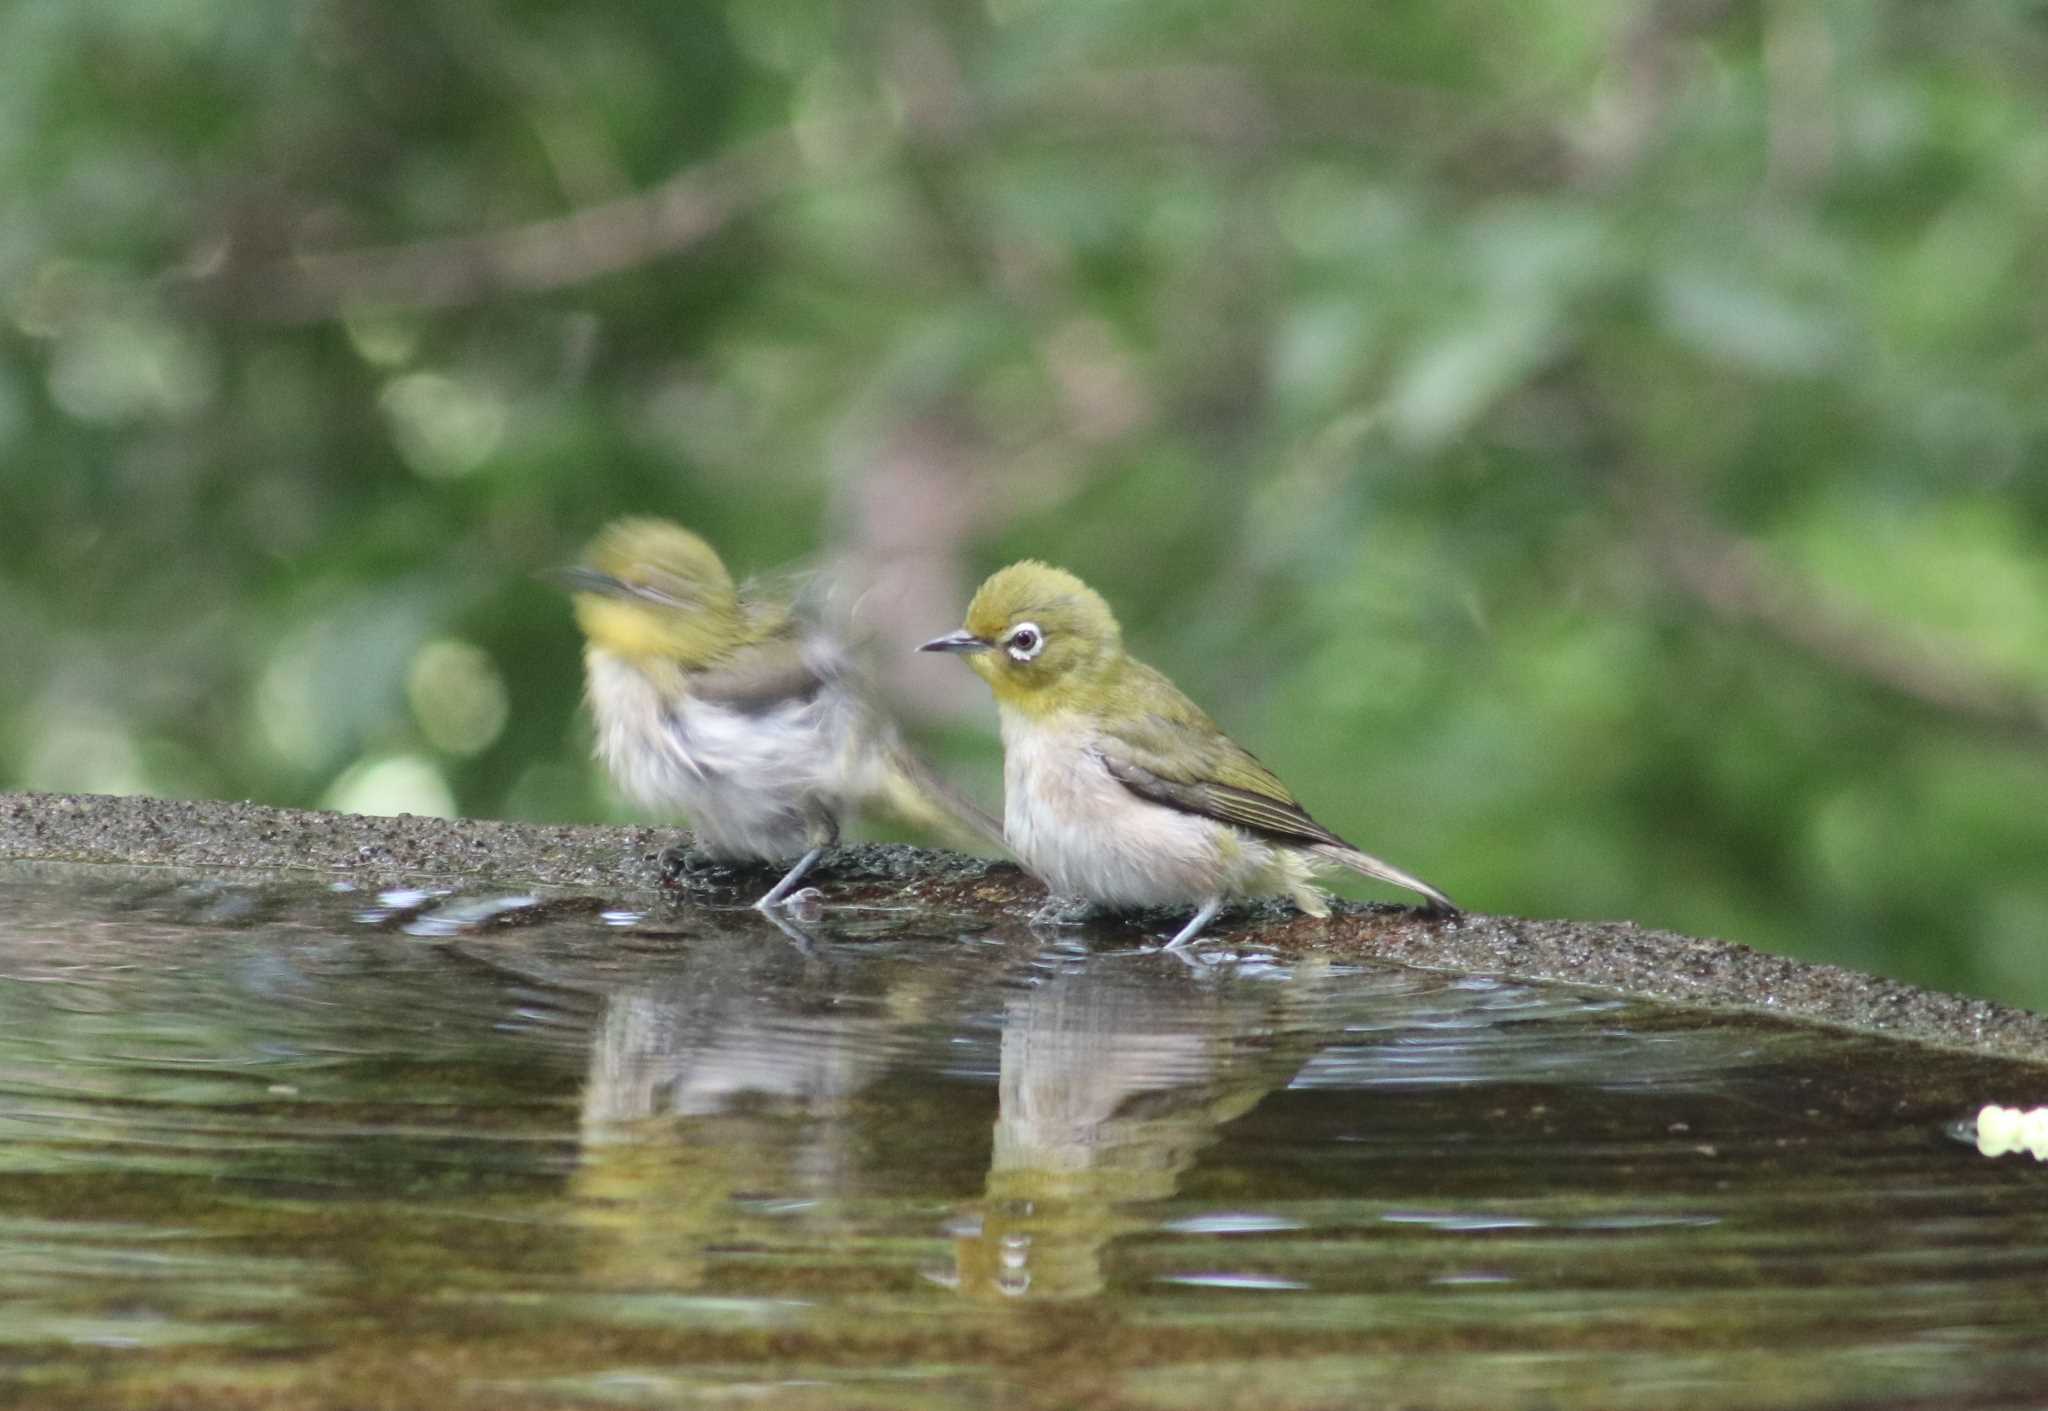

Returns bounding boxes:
[873,740,1009,855]
[1310,844,1457,915]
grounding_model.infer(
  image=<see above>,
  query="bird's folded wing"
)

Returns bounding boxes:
[1096,714,1353,852]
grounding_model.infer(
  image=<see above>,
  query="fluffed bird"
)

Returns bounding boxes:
[921,561,1455,947]
[560,518,1004,909]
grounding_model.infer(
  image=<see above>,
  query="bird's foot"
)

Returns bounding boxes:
[778,886,826,925]
[758,899,824,953]
[753,846,830,911]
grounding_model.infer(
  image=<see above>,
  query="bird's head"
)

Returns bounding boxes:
[920,560,1123,714]
[557,518,745,664]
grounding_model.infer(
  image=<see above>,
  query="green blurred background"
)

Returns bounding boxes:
[4,0,2045,1004]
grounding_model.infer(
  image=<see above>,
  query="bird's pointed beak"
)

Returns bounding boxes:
[542,565,630,597]
[919,629,992,655]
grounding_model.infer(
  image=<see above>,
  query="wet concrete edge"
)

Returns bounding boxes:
[4,788,2044,1067]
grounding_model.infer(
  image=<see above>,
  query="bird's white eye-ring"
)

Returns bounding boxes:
[1004,623,1045,661]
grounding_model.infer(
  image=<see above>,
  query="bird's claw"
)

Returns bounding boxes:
[754,885,825,923]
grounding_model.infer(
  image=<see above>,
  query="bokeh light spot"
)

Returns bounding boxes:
[47,314,217,424]
[324,753,456,819]
[379,372,507,479]
[406,638,510,757]
[23,719,151,796]
[343,305,422,368]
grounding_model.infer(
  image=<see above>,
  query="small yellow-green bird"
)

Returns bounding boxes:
[560,518,1004,910]
[921,561,1456,947]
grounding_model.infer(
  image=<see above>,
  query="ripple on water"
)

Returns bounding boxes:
[2,862,2048,1411]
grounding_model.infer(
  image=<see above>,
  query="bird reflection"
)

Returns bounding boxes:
[569,923,925,1290]
[948,958,1321,1301]
[566,925,1320,1302]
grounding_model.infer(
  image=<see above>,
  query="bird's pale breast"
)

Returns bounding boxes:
[999,710,1300,907]
[585,650,846,861]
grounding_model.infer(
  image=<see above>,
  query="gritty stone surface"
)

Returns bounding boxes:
[3,788,2044,1066]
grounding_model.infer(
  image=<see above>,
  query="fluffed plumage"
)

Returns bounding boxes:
[564,518,1004,909]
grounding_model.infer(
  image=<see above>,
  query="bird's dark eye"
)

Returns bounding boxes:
[1005,624,1044,660]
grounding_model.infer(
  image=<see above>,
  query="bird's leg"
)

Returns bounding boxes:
[754,850,824,909]
[1163,897,1225,950]
[754,809,840,911]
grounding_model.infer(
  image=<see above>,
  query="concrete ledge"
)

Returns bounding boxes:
[3,789,2044,1067]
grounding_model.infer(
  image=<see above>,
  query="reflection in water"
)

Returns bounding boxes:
[953,961,1318,1300]
[561,947,1790,1310]
[5,866,2048,1411]
[573,933,906,1289]
[569,938,1321,1304]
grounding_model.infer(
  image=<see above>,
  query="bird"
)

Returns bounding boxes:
[920,560,1455,947]
[559,518,1004,910]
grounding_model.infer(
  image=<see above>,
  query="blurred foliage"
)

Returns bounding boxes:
[4,0,2047,1004]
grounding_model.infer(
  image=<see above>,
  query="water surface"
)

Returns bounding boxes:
[1,863,2045,1410]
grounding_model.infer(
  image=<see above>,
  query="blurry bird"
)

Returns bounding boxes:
[560,518,1003,909]
[922,561,1455,947]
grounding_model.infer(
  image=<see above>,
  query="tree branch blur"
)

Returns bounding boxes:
[1636,495,2048,743]
[159,2,1721,325]
[175,130,804,324]
[168,63,1524,326]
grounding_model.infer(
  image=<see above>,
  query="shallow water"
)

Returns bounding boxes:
[1,863,2045,1410]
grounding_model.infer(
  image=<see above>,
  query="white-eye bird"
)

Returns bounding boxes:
[921,561,1456,947]
[561,518,1004,910]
